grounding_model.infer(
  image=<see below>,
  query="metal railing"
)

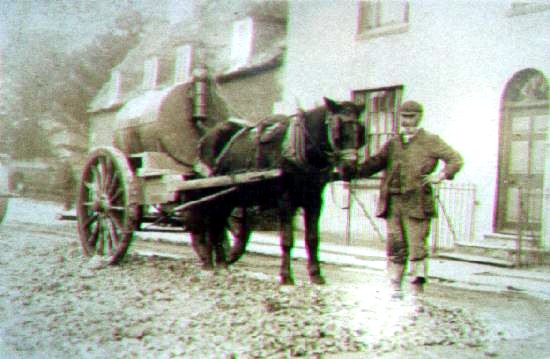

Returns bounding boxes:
[430,182,476,251]
[332,180,477,251]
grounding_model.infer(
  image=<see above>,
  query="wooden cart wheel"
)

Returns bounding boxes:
[225,207,251,264]
[77,147,140,264]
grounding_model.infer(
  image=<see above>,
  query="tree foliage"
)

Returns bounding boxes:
[1,7,145,160]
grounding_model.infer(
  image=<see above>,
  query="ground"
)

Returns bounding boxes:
[0,198,549,358]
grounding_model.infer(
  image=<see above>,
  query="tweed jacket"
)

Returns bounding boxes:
[361,129,463,219]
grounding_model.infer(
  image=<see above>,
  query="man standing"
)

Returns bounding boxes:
[360,100,463,296]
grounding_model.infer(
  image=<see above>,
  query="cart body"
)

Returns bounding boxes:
[77,76,278,263]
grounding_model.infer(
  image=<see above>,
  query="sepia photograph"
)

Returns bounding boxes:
[0,0,549,357]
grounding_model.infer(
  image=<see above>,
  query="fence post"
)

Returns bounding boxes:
[432,184,441,255]
[345,182,352,246]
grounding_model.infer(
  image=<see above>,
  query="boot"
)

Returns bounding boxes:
[410,276,427,295]
[387,261,405,299]
[409,259,428,295]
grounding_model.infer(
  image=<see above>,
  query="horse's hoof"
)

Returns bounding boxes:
[226,253,240,265]
[216,262,229,269]
[201,263,215,271]
[280,276,295,286]
[310,275,326,285]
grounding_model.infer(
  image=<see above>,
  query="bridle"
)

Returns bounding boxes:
[282,104,364,173]
[325,106,364,166]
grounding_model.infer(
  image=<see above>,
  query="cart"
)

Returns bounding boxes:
[77,78,280,264]
[76,146,280,263]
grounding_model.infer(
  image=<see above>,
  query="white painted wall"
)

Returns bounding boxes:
[282,1,550,243]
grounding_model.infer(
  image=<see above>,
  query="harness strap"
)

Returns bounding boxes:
[325,112,339,152]
[213,126,249,172]
[255,123,266,168]
[282,111,308,168]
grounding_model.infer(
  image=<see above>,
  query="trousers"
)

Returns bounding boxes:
[385,194,431,265]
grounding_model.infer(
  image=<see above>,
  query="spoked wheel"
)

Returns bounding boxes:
[77,147,140,264]
[225,207,252,264]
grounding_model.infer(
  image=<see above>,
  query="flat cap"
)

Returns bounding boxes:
[399,100,423,114]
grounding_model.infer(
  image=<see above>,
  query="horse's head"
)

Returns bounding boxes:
[323,97,365,181]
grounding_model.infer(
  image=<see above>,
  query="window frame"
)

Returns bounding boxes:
[174,44,193,84]
[142,57,159,90]
[229,17,254,70]
[108,70,122,106]
[353,86,404,157]
[356,0,409,40]
[507,2,550,17]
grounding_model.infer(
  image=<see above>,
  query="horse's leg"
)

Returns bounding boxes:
[184,206,214,270]
[191,230,214,270]
[304,200,325,285]
[211,217,228,268]
[227,207,251,264]
[279,198,296,285]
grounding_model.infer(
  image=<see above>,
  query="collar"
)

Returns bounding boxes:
[400,128,424,144]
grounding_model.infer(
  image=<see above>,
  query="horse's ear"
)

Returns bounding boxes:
[323,97,340,113]
[354,100,366,115]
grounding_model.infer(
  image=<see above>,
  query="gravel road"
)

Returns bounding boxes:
[0,199,548,358]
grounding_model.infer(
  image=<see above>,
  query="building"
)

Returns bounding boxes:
[87,1,549,261]
[278,1,549,259]
[87,0,288,150]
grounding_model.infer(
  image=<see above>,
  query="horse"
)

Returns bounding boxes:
[189,97,365,285]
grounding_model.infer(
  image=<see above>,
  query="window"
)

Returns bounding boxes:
[108,70,121,105]
[357,0,409,39]
[230,17,254,70]
[174,45,193,84]
[353,86,403,156]
[143,57,159,90]
[508,1,550,16]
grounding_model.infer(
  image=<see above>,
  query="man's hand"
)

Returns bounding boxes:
[422,172,446,185]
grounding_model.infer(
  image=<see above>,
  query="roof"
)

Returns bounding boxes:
[88,3,287,114]
[115,87,175,128]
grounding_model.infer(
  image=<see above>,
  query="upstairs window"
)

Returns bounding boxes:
[230,17,254,70]
[108,70,121,105]
[353,86,403,156]
[143,57,159,90]
[507,1,550,16]
[174,45,193,84]
[357,0,409,39]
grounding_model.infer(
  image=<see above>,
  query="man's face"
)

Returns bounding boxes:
[400,112,421,135]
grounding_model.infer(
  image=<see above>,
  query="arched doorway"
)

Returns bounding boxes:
[496,69,549,235]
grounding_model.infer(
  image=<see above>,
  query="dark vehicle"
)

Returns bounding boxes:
[8,159,59,198]
[0,154,20,223]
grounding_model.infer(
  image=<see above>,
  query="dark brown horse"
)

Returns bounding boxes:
[189,97,365,284]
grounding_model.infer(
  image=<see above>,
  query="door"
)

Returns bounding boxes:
[496,70,549,234]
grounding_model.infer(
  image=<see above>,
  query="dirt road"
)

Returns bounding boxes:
[0,199,548,358]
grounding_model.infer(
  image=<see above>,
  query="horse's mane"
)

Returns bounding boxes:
[301,105,327,120]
